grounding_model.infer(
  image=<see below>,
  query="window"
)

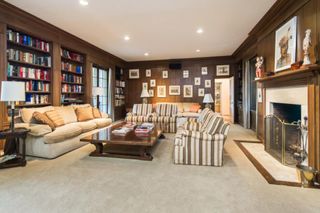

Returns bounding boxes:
[92,65,109,114]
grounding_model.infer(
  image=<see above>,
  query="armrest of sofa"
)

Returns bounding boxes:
[183,122,201,131]
[15,123,52,137]
[101,112,109,118]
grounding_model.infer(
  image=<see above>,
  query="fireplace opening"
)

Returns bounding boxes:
[271,103,301,123]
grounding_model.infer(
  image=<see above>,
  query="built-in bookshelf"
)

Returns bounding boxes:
[236,62,243,125]
[60,47,85,105]
[115,67,125,107]
[6,28,52,107]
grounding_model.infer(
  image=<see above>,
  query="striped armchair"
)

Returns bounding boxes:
[125,104,153,122]
[152,104,178,133]
[174,110,230,166]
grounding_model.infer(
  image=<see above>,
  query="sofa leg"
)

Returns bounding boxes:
[159,134,165,139]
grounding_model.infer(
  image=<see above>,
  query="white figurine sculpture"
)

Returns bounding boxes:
[303,29,312,65]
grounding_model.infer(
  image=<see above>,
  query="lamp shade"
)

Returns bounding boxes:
[92,87,104,96]
[203,94,214,103]
[0,81,25,102]
[140,89,150,98]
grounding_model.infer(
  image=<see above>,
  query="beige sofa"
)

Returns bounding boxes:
[16,104,112,159]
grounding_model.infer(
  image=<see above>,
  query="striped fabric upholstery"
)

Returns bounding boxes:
[217,123,230,137]
[197,107,211,123]
[152,104,178,133]
[187,117,198,123]
[132,104,152,116]
[125,115,151,123]
[183,122,202,131]
[156,104,178,116]
[202,116,224,135]
[199,111,216,131]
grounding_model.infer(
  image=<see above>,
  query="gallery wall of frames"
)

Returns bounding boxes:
[125,57,235,107]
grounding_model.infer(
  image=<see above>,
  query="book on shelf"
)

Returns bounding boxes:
[61,49,84,63]
[25,81,50,92]
[25,94,49,105]
[115,80,125,87]
[61,62,83,74]
[7,63,50,80]
[7,49,51,67]
[61,84,83,93]
[61,73,82,84]
[7,29,50,52]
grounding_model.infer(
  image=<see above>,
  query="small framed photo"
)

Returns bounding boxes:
[146,69,151,77]
[194,77,201,85]
[169,85,180,95]
[216,65,230,76]
[205,80,211,88]
[201,67,208,75]
[142,82,148,90]
[157,85,166,97]
[129,69,139,79]
[183,85,193,98]
[162,70,168,78]
[183,70,189,78]
[150,79,156,87]
[149,89,154,97]
[198,88,205,97]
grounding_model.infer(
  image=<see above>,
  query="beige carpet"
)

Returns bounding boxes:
[0,124,320,213]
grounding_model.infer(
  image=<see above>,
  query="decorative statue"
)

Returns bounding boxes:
[303,29,312,65]
[255,56,264,79]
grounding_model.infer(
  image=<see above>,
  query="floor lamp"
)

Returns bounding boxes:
[0,81,25,131]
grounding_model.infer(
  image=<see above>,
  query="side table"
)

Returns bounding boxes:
[0,127,30,169]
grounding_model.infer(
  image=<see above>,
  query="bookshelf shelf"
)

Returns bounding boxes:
[61,81,84,86]
[26,91,50,94]
[7,40,50,54]
[15,103,51,108]
[7,76,50,82]
[61,70,83,76]
[61,92,84,95]
[7,59,51,69]
[61,56,84,64]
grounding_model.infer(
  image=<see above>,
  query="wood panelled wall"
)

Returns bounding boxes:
[233,0,320,169]
[125,57,235,108]
[0,1,126,128]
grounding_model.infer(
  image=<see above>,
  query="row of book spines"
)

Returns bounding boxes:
[7,49,51,67]
[115,100,125,107]
[25,94,49,105]
[115,87,124,94]
[25,81,50,92]
[7,64,50,80]
[61,84,83,93]
[115,80,125,87]
[61,62,83,73]
[7,29,50,52]
[61,49,83,62]
[61,74,82,84]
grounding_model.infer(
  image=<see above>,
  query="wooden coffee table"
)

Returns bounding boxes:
[80,122,163,161]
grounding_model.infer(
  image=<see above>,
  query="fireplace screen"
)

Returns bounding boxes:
[265,115,300,167]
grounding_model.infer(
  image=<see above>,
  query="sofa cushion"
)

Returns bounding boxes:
[92,107,102,118]
[77,120,97,133]
[156,104,178,116]
[92,118,112,128]
[189,104,201,112]
[43,123,82,144]
[15,123,52,137]
[76,106,94,122]
[71,104,91,109]
[45,110,65,127]
[132,104,153,116]
[33,112,56,130]
[55,106,77,124]
[20,106,54,123]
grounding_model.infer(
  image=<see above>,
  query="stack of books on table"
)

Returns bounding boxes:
[112,127,132,136]
[134,123,154,136]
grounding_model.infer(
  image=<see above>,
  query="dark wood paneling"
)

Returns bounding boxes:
[126,57,235,107]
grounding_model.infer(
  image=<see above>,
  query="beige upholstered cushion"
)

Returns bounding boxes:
[92,118,112,128]
[77,121,97,133]
[55,106,77,124]
[15,123,52,137]
[92,107,102,118]
[177,112,200,117]
[72,104,91,109]
[33,112,56,130]
[43,123,82,144]
[45,110,65,127]
[76,106,94,121]
[20,106,54,123]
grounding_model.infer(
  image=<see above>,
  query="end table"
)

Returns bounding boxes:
[0,127,30,169]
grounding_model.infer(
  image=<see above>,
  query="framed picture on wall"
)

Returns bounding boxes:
[129,69,139,79]
[142,82,148,90]
[157,85,166,97]
[216,65,230,76]
[146,69,151,77]
[183,70,189,78]
[201,67,208,75]
[205,80,211,88]
[194,77,201,85]
[274,16,297,72]
[150,79,156,87]
[162,70,168,78]
[198,88,205,97]
[169,85,180,95]
[149,89,154,97]
[183,85,193,98]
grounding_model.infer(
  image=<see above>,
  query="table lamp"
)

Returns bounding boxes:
[203,93,214,109]
[140,89,150,104]
[0,81,25,131]
[92,87,104,109]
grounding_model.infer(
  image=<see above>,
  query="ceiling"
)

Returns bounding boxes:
[6,0,276,62]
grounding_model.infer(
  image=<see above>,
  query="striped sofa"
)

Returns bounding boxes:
[125,104,153,122]
[174,109,230,166]
[151,104,178,133]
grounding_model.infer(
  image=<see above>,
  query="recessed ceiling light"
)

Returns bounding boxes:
[144,52,149,56]
[197,28,203,34]
[196,49,200,52]
[124,35,130,41]
[79,0,88,6]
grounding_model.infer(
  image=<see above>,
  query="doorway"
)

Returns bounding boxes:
[214,77,234,123]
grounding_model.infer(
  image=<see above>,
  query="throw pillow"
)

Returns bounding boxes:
[76,106,94,121]
[45,110,65,127]
[33,112,56,130]
[92,107,102,118]
[189,104,200,112]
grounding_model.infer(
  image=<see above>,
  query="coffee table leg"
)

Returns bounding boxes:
[140,147,153,161]
[94,143,103,154]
